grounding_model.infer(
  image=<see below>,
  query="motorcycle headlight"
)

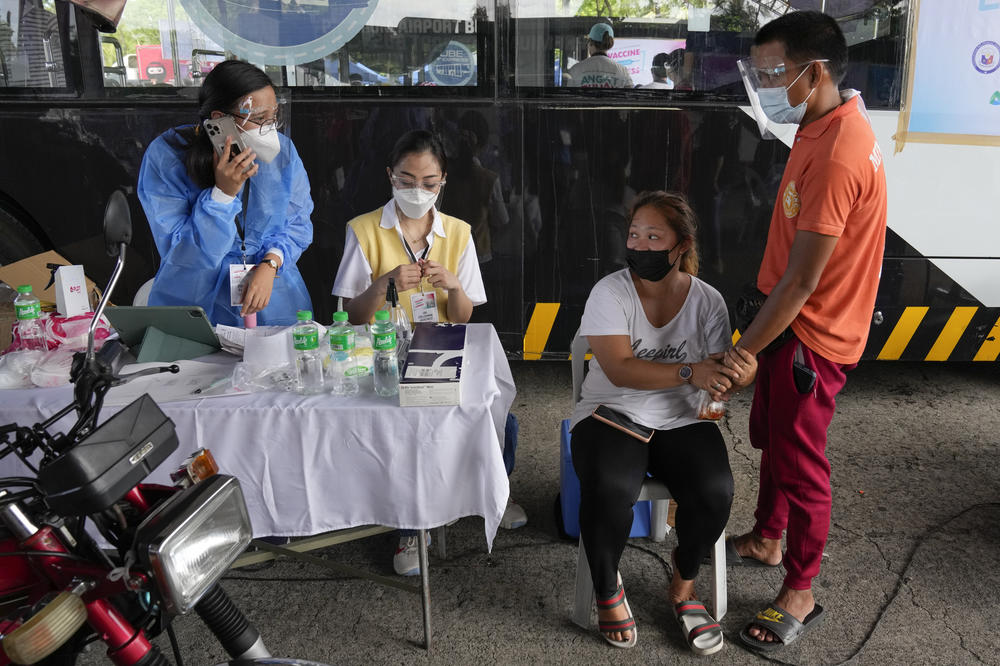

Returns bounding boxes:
[134,474,252,615]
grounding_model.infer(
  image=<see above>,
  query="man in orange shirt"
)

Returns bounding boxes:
[722,11,888,651]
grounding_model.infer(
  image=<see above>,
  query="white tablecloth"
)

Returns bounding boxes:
[0,324,514,548]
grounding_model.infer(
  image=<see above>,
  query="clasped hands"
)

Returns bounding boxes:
[696,346,758,402]
[388,259,460,293]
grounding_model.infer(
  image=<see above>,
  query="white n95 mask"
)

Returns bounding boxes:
[240,128,281,163]
[393,187,438,219]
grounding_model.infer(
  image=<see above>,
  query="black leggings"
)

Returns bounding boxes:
[571,416,733,598]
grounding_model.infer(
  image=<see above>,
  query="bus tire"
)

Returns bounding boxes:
[0,207,45,265]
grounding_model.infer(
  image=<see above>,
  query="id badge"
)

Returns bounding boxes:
[410,290,439,322]
[229,263,253,306]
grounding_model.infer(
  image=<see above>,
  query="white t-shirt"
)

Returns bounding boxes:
[566,55,634,89]
[640,80,673,90]
[569,269,731,431]
[331,201,487,305]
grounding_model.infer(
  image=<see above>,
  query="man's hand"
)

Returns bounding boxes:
[723,346,758,393]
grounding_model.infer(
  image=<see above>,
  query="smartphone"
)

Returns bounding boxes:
[202,116,248,160]
[592,405,654,443]
[792,360,817,394]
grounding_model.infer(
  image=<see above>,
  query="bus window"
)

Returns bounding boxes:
[106,0,490,91]
[512,2,907,107]
[105,0,220,87]
[0,0,67,88]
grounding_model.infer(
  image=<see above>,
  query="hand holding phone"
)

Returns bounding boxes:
[202,116,249,159]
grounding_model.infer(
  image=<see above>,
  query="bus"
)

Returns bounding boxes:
[0,0,997,362]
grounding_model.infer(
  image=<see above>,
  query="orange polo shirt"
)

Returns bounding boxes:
[757,93,888,364]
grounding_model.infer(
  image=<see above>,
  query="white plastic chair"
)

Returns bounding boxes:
[569,328,727,628]
[132,278,154,306]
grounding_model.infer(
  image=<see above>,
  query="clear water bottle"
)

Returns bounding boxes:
[371,309,399,398]
[327,310,360,396]
[386,277,411,371]
[292,310,325,395]
[14,284,46,351]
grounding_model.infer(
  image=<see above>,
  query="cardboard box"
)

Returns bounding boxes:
[0,301,14,350]
[0,251,100,309]
[399,323,466,407]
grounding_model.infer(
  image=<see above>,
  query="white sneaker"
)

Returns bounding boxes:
[500,499,528,529]
[393,533,430,576]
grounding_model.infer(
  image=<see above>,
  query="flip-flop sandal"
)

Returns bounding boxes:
[739,603,825,652]
[596,573,637,649]
[703,537,782,568]
[674,600,724,656]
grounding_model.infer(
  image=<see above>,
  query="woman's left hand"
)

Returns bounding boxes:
[420,260,461,292]
[240,261,277,316]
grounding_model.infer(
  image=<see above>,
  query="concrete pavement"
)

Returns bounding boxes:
[85,360,999,665]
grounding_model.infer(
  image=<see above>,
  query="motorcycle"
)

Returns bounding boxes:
[0,191,325,666]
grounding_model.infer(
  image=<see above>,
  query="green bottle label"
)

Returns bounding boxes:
[293,328,319,350]
[372,330,396,351]
[15,302,40,320]
[329,331,355,352]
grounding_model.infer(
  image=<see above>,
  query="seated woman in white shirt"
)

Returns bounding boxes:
[332,129,527,576]
[570,191,756,654]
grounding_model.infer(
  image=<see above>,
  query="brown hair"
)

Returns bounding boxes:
[628,191,700,275]
[589,34,614,53]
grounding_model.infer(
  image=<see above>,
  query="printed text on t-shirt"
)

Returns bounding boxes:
[631,338,688,361]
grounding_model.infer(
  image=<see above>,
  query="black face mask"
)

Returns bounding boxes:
[626,243,680,282]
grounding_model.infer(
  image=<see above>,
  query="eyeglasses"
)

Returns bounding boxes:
[390,174,446,192]
[230,112,284,136]
[739,57,828,89]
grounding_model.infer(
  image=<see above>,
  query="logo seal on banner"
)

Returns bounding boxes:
[428,41,475,86]
[972,41,1000,74]
[179,0,378,65]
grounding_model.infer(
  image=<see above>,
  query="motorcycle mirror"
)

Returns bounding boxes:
[103,190,132,257]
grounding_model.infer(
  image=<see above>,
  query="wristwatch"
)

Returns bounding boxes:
[678,365,693,383]
[259,258,279,271]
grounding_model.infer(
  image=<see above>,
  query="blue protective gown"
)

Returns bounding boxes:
[137,127,314,326]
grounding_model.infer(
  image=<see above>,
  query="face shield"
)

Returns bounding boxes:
[738,56,828,139]
[233,93,289,137]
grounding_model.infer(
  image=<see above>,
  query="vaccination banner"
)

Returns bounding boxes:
[899,0,1000,148]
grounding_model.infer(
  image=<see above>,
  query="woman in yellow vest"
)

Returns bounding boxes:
[332,129,486,325]
[332,130,526,577]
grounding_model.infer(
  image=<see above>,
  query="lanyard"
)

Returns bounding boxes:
[401,233,430,264]
[235,182,251,265]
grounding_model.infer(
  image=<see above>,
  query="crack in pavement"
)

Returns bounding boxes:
[904,585,988,664]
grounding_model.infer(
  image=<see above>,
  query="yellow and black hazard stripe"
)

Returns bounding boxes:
[521,303,1000,362]
[866,306,1000,362]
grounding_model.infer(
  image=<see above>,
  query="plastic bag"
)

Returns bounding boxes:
[6,312,111,354]
[30,350,75,387]
[230,361,299,393]
[0,350,46,388]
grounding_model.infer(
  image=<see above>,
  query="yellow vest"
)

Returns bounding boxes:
[348,208,471,323]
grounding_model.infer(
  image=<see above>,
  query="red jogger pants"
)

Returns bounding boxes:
[749,336,854,590]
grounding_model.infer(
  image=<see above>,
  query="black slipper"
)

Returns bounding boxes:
[703,537,782,568]
[739,603,825,652]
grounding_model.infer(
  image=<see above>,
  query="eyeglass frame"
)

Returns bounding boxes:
[229,112,284,136]
[389,173,447,193]
[740,57,829,89]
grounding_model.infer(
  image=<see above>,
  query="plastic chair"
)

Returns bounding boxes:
[132,278,154,306]
[568,328,727,628]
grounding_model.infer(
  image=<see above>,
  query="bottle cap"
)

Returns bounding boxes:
[333,311,349,322]
[297,310,312,321]
[374,310,390,321]
[17,285,32,294]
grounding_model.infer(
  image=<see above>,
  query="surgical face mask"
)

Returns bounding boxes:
[757,64,817,126]
[626,242,680,282]
[393,186,438,219]
[240,127,281,163]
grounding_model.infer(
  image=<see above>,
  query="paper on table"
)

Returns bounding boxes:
[215,325,247,355]
[105,359,238,405]
[242,324,327,369]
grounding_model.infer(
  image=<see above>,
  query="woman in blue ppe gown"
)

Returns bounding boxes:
[138,60,313,326]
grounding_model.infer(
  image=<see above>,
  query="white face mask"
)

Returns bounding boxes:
[240,128,281,163]
[757,64,817,126]
[393,187,438,219]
